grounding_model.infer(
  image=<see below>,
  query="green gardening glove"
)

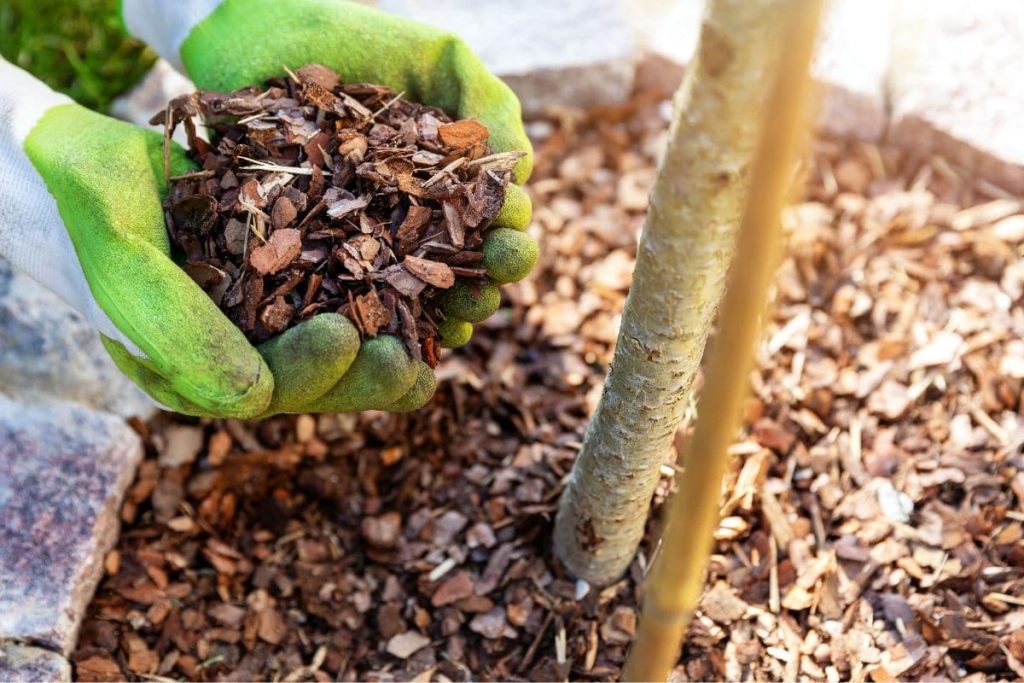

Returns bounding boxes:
[1,4,537,418]
[1,72,436,418]
[174,0,539,333]
[116,0,539,414]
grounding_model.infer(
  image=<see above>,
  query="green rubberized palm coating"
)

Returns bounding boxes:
[180,0,533,183]
[387,362,437,412]
[297,335,420,412]
[257,313,359,414]
[482,228,539,283]
[437,318,473,348]
[25,103,273,417]
[440,282,501,323]
[493,184,532,231]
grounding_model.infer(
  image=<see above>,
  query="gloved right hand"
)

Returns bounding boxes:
[0,59,433,417]
[124,0,540,350]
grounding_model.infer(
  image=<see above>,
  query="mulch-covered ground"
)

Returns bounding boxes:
[73,92,1024,681]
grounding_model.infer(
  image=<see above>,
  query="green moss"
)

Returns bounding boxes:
[0,0,156,112]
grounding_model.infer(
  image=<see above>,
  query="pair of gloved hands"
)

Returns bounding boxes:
[0,0,536,418]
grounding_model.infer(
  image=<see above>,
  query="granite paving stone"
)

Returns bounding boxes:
[0,643,71,682]
[0,259,155,419]
[0,396,143,655]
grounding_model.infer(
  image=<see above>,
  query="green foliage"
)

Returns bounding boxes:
[0,0,155,112]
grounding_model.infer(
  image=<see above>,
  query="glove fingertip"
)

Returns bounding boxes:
[438,318,474,348]
[439,281,501,323]
[258,313,360,415]
[482,228,539,284]
[387,363,437,412]
[493,184,532,231]
[307,335,419,412]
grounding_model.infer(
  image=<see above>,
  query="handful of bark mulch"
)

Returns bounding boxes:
[156,64,520,365]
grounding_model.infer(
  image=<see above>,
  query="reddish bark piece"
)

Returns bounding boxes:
[76,655,122,682]
[423,336,439,368]
[443,201,466,248]
[240,277,263,331]
[249,229,302,275]
[295,63,341,90]
[361,512,402,549]
[125,635,158,674]
[396,205,433,254]
[353,289,390,337]
[271,196,297,230]
[431,570,474,607]
[301,82,344,115]
[438,119,490,148]
[257,609,288,645]
[237,177,266,210]
[259,296,294,334]
[404,256,455,289]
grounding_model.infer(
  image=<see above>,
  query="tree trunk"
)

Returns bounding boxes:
[553,0,791,587]
[624,1,822,676]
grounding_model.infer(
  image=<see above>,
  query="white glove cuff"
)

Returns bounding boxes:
[122,0,223,73]
[0,59,136,351]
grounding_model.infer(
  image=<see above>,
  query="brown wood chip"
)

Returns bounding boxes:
[404,255,455,289]
[249,228,302,275]
[438,119,490,148]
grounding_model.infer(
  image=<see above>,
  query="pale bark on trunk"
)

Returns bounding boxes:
[553,0,790,587]
[624,1,821,675]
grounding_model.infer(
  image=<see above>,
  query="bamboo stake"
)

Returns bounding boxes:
[622,2,823,680]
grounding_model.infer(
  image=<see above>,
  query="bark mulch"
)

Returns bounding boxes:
[73,94,1024,681]
[160,64,514,358]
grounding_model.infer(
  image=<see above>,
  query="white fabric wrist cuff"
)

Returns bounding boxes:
[121,0,223,73]
[0,58,136,351]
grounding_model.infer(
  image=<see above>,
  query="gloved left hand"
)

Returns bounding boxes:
[0,2,539,418]
[0,60,273,417]
[123,0,540,351]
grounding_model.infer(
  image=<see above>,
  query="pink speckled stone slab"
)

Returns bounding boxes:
[0,396,142,655]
